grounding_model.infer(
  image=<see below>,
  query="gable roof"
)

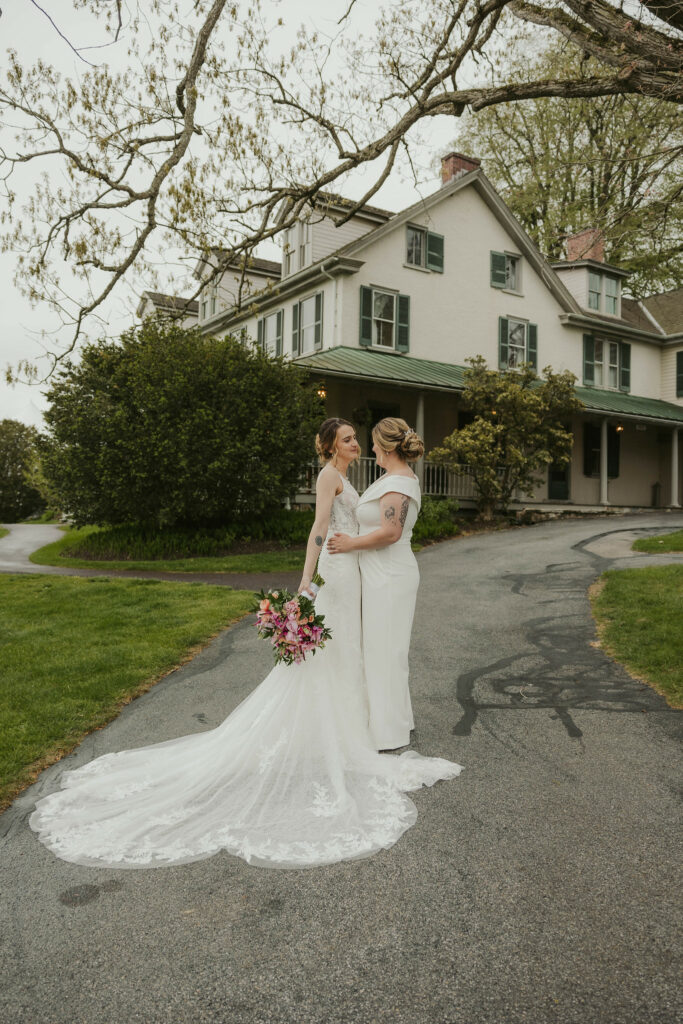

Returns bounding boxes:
[621,298,660,334]
[641,288,683,335]
[137,291,198,315]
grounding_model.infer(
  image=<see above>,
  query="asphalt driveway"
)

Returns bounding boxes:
[1,512,682,1024]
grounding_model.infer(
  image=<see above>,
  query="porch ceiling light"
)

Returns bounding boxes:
[317,383,327,400]
[616,423,624,433]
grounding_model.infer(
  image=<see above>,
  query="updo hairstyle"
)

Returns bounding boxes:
[372,417,424,463]
[315,417,357,464]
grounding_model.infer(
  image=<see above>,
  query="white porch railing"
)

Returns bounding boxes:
[298,457,478,499]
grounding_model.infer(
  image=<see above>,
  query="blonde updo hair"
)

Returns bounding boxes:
[315,417,358,464]
[372,417,424,463]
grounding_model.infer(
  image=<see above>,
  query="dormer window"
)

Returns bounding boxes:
[588,271,620,314]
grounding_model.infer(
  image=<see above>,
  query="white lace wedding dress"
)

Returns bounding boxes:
[30,476,463,870]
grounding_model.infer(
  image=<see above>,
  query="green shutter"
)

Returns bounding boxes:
[359,286,373,347]
[426,232,444,273]
[257,317,264,351]
[314,292,323,350]
[583,334,595,385]
[608,425,620,479]
[527,323,538,370]
[619,342,631,392]
[396,294,410,352]
[676,351,683,397]
[499,317,509,369]
[275,310,283,357]
[491,251,506,289]
[292,302,300,356]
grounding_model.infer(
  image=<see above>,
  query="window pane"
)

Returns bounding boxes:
[374,320,394,347]
[406,227,424,266]
[300,296,316,329]
[373,291,394,320]
[594,340,603,385]
[505,256,518,290]
[588,270,602,310]
[301,324,315,353]
[605,295,617,314]
[605,276,619,297]
[264,313,278,354]
[507,320,526,367]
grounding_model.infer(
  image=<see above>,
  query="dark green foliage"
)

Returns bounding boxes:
[413,496,460,543]
[430,357,582,521]
[41,320,324,527]
[66,509,315,561]
[0,419,45,521]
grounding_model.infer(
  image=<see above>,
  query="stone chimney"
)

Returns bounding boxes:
[566,227,605,263]
[441,152,481,186]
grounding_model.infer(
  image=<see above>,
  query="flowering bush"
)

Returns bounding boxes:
[252,588,332,666]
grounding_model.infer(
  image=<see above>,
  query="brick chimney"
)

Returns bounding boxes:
[566,227,605,263]
[441,152,481,186]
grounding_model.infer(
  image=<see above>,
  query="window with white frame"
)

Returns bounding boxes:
[284,228,295,277]
[406,226,444,272]
[604,275,619,315]
[588,271,620,314]
[373,289,395,347]
[299,294,318,353]
[257,310,283,356]
[406,227,425,267]
[298,221,312,268]
[583,334,630,391]
[490,251,521,291]
[200,286,208,321]
[588,270,602,310]
[592,340,619,387]
[209,280,217,316]
[498,316,538,370]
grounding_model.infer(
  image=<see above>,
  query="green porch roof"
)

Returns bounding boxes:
[295,346,467,391]
[296,346,683,425]
[575,386,683,424]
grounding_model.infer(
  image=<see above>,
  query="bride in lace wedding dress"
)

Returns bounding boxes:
[30,418,462,870]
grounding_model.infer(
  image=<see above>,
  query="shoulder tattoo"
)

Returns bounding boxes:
[399,496,410,527]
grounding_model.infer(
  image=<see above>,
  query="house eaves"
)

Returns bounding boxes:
[202,256,365,335]
[558,312,664,346]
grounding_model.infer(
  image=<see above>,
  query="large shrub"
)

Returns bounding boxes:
[41,321,323,527]
[0,419,45,521]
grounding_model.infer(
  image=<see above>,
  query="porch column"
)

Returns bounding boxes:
[600,417,609,505]
[671,428,681,508]
[415,391,425,489]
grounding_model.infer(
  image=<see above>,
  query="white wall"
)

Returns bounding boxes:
[661,346,683,405]
[334,186,663,400]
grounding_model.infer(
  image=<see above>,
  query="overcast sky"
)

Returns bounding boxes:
[0,1,462,428]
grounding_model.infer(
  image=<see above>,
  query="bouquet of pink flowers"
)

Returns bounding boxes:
[252,588,332,666]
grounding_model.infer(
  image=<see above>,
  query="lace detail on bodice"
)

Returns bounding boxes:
[328,475,359,535]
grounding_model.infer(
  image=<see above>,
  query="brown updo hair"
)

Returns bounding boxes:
[315,417,358,464]
[372,417,424,463]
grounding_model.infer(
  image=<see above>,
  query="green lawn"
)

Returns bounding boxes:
[591,565,683,707]
[30,526,305,573]
[0,574,254,810]
[632,529,683,554]
[0,528,8,540]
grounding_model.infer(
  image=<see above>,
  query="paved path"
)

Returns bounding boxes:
[1,513,682,1024]
[0,523,301,591]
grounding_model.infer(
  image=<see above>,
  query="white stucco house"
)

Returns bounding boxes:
[141,153,683,510]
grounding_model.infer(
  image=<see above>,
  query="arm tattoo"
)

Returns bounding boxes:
[315,535,323,547]
[399,496,410,528]
[384,505,396,521]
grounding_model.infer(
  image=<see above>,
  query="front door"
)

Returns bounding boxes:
[548,463,570,500]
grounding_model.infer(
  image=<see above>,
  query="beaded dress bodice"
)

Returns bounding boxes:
[327,474,359,536]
